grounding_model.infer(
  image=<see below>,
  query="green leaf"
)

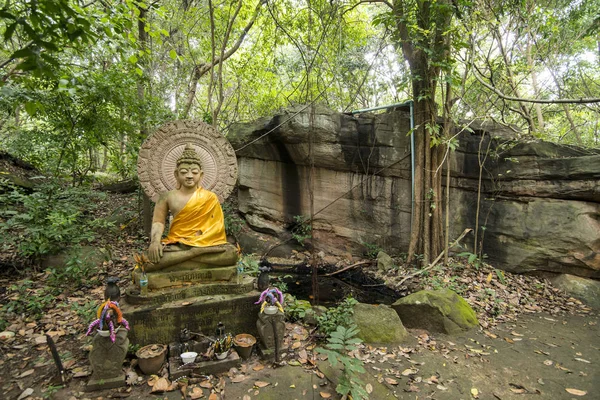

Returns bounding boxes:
[135,67,143,76]
[10,47,36,59]
[128,54,138,64]
[4,22,17,41]
[24,102,37,116]
[169,49,177,60]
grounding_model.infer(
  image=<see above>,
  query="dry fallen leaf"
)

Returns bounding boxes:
[150,377,170,393]
[125,370,139,385]
[385,377,399,385]
[208,393,219,400]
[255,381,270,388]
[319,392,332,398]
[252,364,264,371]
[366,383,373,394]
[242,396,251,400]
[17,388,34,400]
[543,360,553,366]
[565,388,587,396]
[483,331,497,339]
[18,369,35,378]
[200,380,213,389]
[231,375,246,383]
[189,387,204,400]
[401,368,418,376]
[574,358,591,363]
[471,387,479,398]
[72,367,91,378]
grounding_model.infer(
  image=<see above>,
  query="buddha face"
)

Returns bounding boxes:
[175,162,203,189]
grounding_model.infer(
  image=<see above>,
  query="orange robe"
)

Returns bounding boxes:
[162,187,227,247]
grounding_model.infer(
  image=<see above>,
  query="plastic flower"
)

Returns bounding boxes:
[255,288,284,313]
[86,299,130,343]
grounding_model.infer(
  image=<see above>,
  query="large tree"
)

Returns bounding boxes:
[390,0,457,265]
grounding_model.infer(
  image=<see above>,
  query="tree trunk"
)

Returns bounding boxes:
[181,0,264,119]
[137,4,152,235]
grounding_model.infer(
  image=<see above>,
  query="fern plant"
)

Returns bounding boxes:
[316,324,369,400]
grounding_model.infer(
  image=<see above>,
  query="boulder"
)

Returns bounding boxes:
[351,303,408,344]
[549,274,600,309]
[377,251,394,271]
[42,246,108,270]
[392,289,478,335]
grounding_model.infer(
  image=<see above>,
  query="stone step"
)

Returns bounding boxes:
[125,275,255,306]
[133,265,238,290]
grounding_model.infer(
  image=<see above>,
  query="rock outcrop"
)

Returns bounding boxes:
[229,105,600,279]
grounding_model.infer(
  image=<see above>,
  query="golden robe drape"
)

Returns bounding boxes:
[162,187,227,247]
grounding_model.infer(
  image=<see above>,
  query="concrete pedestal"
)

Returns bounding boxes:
[122,277,260,345]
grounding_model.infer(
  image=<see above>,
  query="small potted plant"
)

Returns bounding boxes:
[255,287,284,315]
[212,333,233,359]
[86,300,130,343]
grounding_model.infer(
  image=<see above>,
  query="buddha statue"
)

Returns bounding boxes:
[146,144,238,273]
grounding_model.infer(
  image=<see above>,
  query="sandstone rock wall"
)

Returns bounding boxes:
[228,106,600,278]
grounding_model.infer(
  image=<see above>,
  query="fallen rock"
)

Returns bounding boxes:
[377,251,394,271]
[42,246,108,270]
[352,303,408,344]
[392,289,478,334]
[549,274,600,309]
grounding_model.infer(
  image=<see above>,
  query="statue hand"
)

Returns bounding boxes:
[148,242,163,263]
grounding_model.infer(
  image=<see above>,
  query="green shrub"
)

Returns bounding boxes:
[222,202,244,237]
[316,296,358,336]
[361,241,382,259]
[238,254,260,276]
[291,215,311,246]
[0,179,114,265]
[46,246,106,288]
[0,280,58,322]
[284,294,312,321]
[316,324,368,400]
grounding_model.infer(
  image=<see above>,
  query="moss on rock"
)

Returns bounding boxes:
[391,289,478,334]
[351,303,408,344]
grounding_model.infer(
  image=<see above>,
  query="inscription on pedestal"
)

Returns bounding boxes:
[125,276,254,306]
[124,293,260,345]
[169,271,213,282]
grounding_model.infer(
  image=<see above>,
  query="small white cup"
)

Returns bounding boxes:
[180,351,198,364]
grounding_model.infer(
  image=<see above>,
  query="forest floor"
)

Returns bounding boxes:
[0,191,598,400]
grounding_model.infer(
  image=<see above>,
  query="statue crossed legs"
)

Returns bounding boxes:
[140,144,238,289]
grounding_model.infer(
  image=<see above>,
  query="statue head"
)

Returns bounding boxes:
[174,144,203,189]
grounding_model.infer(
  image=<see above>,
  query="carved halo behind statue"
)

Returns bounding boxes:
[137,120,238,203]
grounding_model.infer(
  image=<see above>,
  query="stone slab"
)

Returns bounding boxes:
[125,275,254,306]
[133,266,238,290]
[122,291,261,345]
[169,350,241,379]
[85,374,126,392]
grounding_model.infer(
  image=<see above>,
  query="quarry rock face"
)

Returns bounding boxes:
[228,105,600,279]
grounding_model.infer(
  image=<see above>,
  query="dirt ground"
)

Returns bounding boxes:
[0,189,598,399]
[2,308,597,400]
